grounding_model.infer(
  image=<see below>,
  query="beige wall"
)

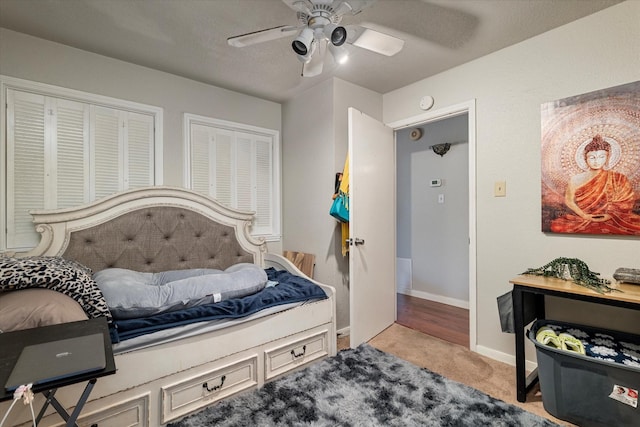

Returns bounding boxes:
[281,78,336,284]
[384,1,640,364]
[282,78,382,330]
[0,29,282,191]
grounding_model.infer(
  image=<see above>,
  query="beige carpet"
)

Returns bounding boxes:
[349,323,575,426]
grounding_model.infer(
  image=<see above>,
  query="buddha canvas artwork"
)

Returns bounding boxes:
[541,81,640,236]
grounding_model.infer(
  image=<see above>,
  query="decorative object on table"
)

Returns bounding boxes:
[613,267,640,285]
[540,80,640,236]
[167,344,558,427]
[522,257,616,294]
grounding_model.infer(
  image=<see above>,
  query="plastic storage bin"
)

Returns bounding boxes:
[528,319,640,427]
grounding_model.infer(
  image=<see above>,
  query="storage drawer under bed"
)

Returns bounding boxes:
[50,393,150,427]
[161,354,259,424]
[264,329,329,380]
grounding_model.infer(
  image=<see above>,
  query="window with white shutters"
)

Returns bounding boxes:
[1,77,162,250]
[184,114,280,240]
[6,90,46,249]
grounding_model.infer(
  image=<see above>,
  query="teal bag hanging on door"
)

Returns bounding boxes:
[330,191,349,223]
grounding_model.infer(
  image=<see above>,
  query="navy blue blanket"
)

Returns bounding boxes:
[110,268,327,343]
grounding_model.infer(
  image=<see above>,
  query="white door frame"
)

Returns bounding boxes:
[387,99,477,352]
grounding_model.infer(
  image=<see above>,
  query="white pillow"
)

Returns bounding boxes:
[94,264,267,319]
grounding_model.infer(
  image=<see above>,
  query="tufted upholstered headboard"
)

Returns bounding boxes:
[20,187,266,273]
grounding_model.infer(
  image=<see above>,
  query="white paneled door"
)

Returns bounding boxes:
[348,108,396,347]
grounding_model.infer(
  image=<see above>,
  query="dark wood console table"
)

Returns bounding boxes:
[510,274,640,403]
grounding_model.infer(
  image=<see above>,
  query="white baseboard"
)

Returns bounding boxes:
[337,326,350,337]
[399,288,469,310]
[475,345,537,373]
[396,257,412,294]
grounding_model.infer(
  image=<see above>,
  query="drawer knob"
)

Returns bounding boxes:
[290,345,307,359]
[203,375,226,392]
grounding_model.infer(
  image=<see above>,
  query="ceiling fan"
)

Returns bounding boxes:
[227,0,404,77]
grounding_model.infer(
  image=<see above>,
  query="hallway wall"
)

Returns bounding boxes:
[396,114,469,307]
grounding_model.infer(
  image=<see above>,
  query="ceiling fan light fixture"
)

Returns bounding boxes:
[292,27,314,56]
[296,39,317,63]
[296,53,312,63]
[228,0,402,77]
[324,24,347,46]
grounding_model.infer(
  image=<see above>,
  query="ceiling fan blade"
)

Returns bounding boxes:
[333,0,378,16]
[228,25,298,48]
[350,1,480,50]
[345,25,404,56]
[302,39,326,77]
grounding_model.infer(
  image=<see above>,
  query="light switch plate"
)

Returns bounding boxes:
[494,181,506,197]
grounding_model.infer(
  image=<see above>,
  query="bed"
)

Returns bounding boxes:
[0,187,337,426]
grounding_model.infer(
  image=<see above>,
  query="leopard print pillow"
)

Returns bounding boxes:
[0,256,112,322]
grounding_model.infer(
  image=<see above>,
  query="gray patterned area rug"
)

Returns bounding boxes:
[168,344,558,427]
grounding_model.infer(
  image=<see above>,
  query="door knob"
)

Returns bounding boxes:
[346,238,365,246]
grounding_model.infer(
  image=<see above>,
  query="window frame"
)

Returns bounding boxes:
[183,113,281,242]
[1,75,164,251]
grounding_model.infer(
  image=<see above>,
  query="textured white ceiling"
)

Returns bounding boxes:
[0,0,623,103]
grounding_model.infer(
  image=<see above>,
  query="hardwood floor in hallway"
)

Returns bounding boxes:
[396,293,470,348]
[337,293,471,351]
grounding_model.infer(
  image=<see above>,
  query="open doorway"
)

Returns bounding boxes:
[389,101,477,350]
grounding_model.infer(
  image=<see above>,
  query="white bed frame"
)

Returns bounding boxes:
[3,187,336,427]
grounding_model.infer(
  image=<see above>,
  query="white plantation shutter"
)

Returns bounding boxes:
[126,112,154,189]
[55,98,89,208]
[254,137,273,233]
[185,115,279,239]
[213,129,233,206]
[4,84,160,250]
[191,124,211,195]
[92,106,121,199]
[235,133,253,212]
[6,90,46,248]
